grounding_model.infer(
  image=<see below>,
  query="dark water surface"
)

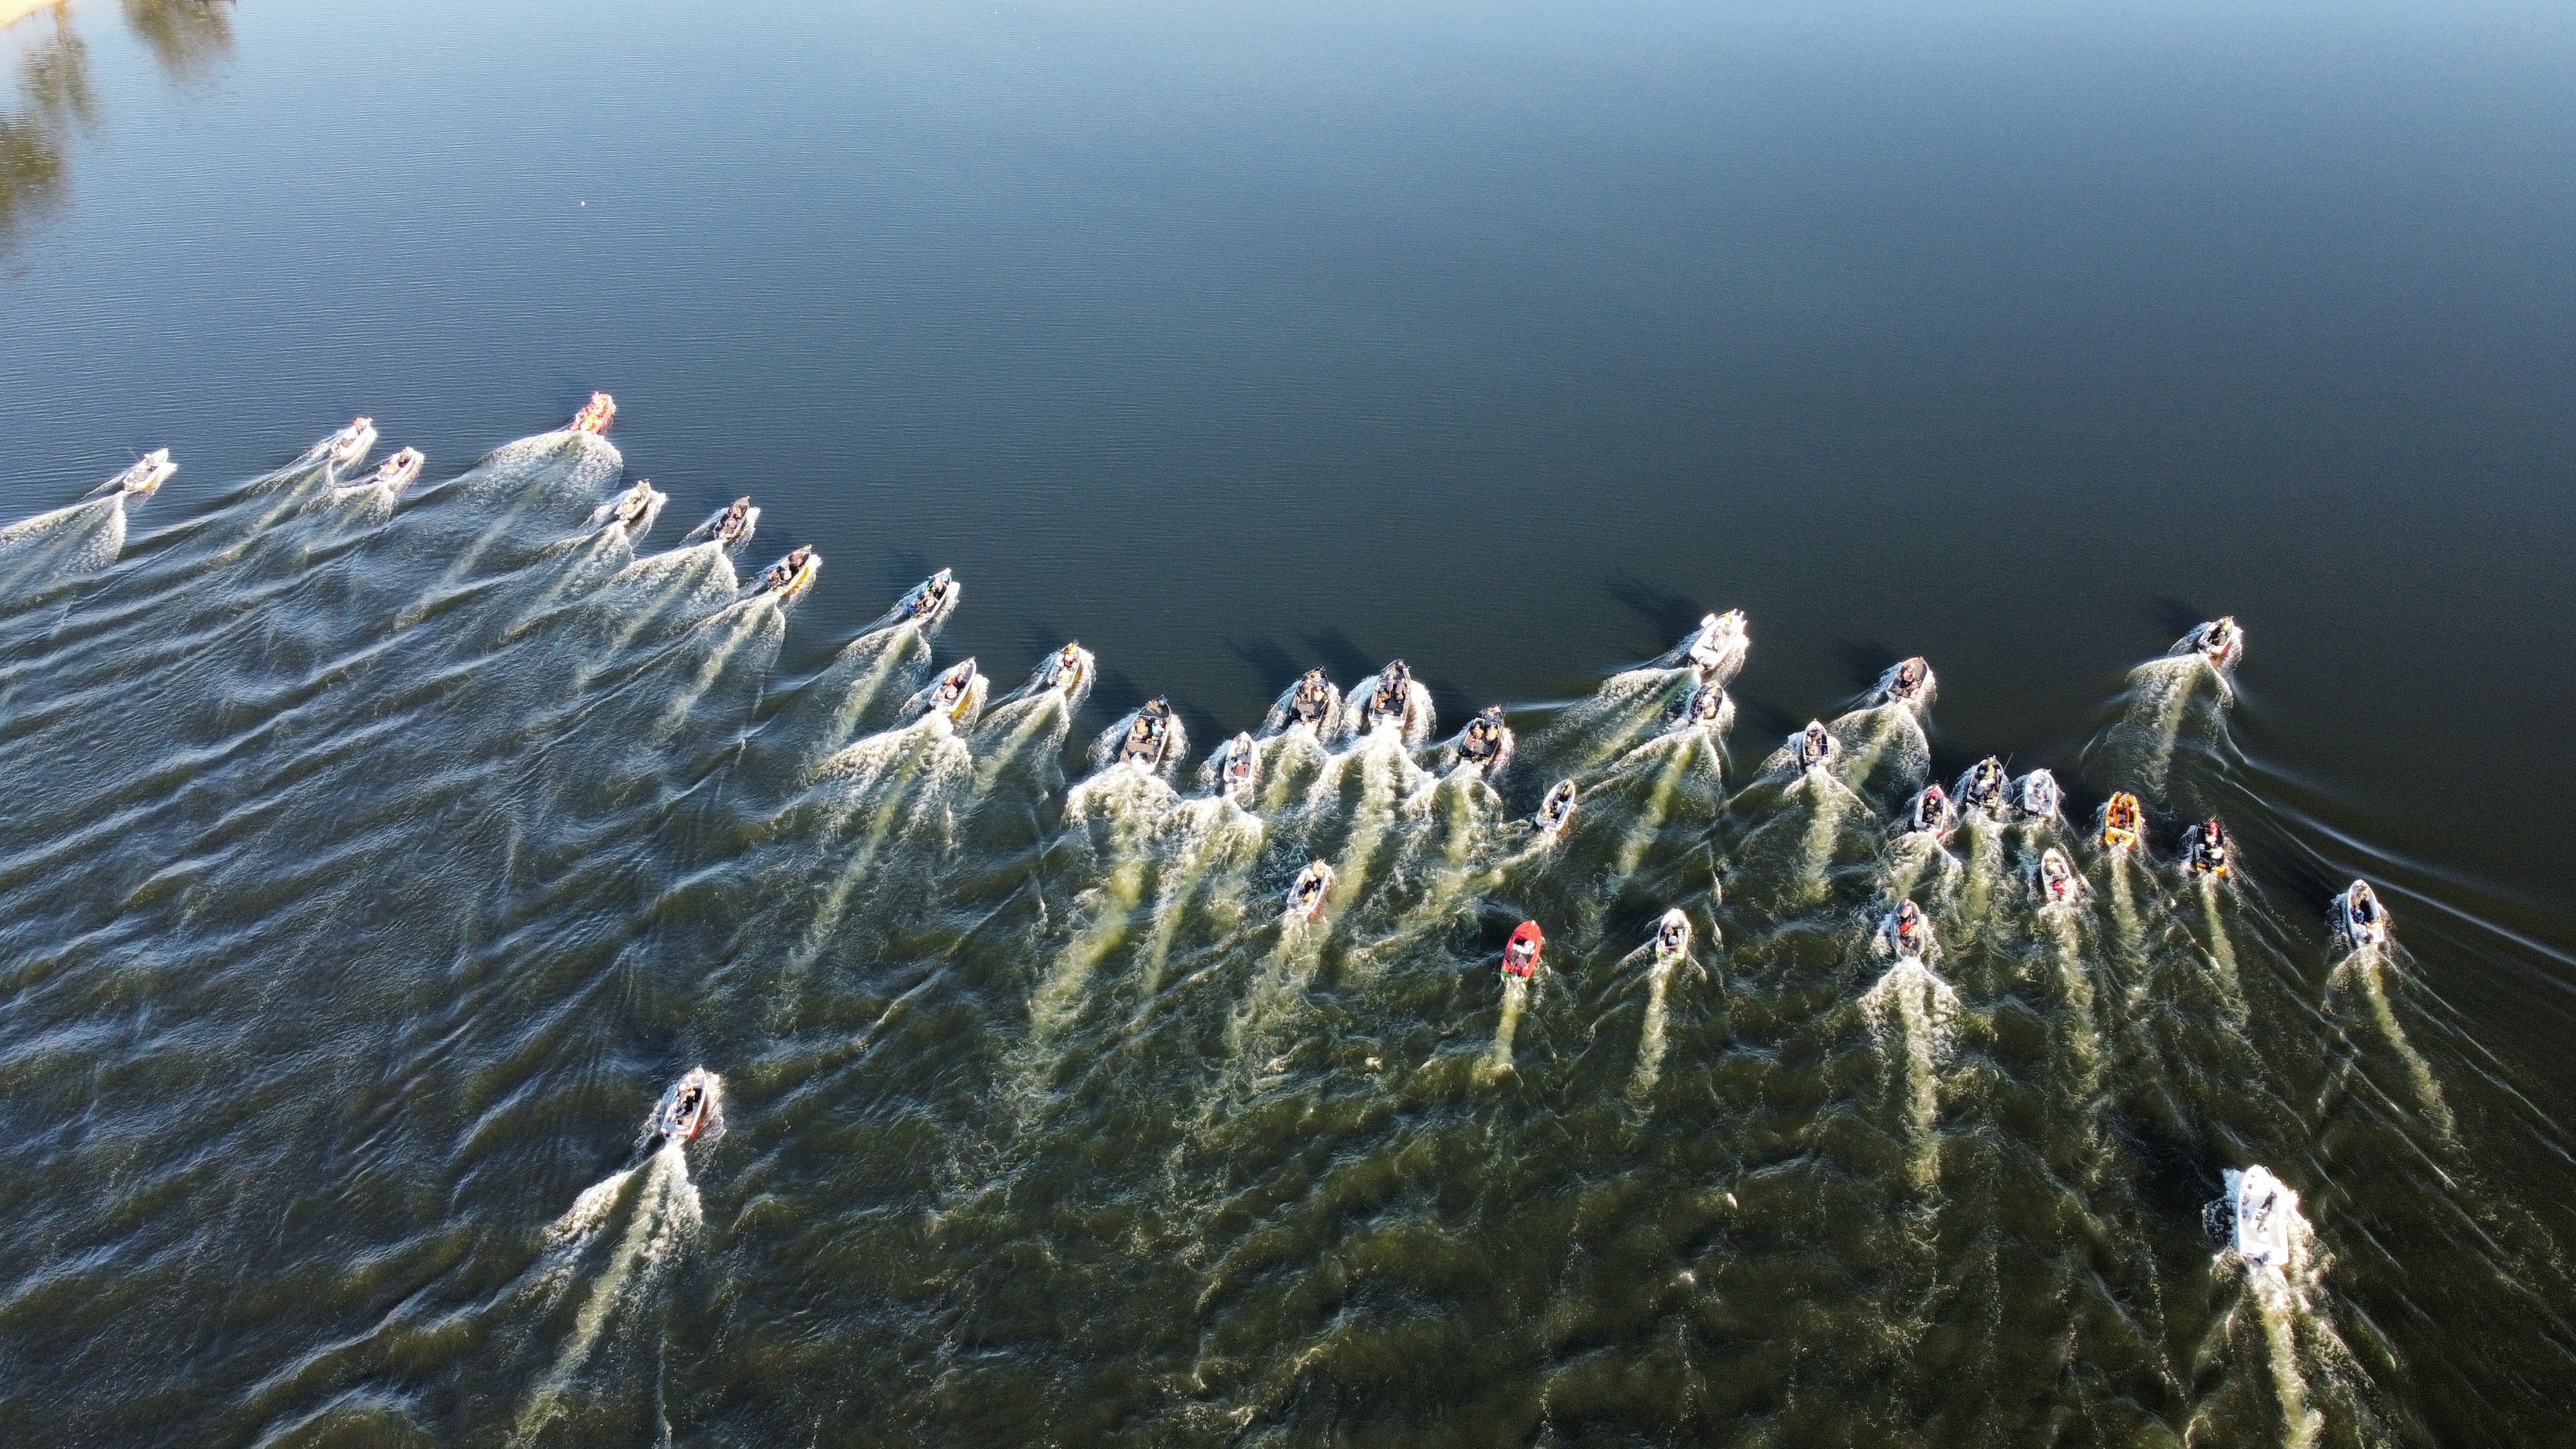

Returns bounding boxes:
[5,1,2575,1444]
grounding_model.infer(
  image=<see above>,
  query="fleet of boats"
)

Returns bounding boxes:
[36,393,2395,1285]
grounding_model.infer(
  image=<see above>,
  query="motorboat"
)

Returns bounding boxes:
[315,417,376,469]
[914,659,981,726]
[373,447,424,496]
[1287,860,1333,920]
[1791,720,1837,773]
[569,392,616,435]
[1652,909,1691,965]
[1534,780,1578,838]
[1361,660,1419,739]
[1117,698,1176,770]
[602,479,663,538]
[1877,900,1934,960]
[1452,705,1514,776]
[2036,847,2081,904]
[2183,818,2230,878]
[753,545,819,601]
[1038,642,1092,699]
[896,568,958,627]
[91,449,176,498]
[655,1067,712,1144]
[2179,615,2244,669]
[687,496,758,553]
[2010,768,2062,822]
[2100,791,2143,853]
[1873,656,1935,710]
[1900,784,1957,840]
[1955,757,2008,817]
[1502,920,1544,980]
[1280,668,1340,734]
[1682,609,1748,677]
[2334,880,2391,949]
[1218,732,1258,806]
[2228,1165,2295,1271]
[1678,681,1731,733]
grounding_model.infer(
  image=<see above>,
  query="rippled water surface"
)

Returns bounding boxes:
[5,1,2575,1444]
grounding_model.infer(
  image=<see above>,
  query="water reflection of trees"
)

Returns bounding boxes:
[1,6,86,242]
[1,1,234,247]
[122,0,233,84]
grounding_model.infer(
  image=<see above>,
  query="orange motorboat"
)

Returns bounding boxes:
[569,392,616,435]
[2101,791,2143,853]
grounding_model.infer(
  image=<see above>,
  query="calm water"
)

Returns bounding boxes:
[5,1,2575,1444]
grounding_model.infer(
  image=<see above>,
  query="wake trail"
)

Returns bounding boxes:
[513,1140,703,1448]
[1860,958,1962,1191]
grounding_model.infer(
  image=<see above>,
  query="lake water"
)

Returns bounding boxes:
[4,1,2573,1443]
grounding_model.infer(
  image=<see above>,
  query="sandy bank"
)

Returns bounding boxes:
[0,0,66,34]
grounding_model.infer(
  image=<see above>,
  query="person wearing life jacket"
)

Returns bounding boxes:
[1502,921,1544,980]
